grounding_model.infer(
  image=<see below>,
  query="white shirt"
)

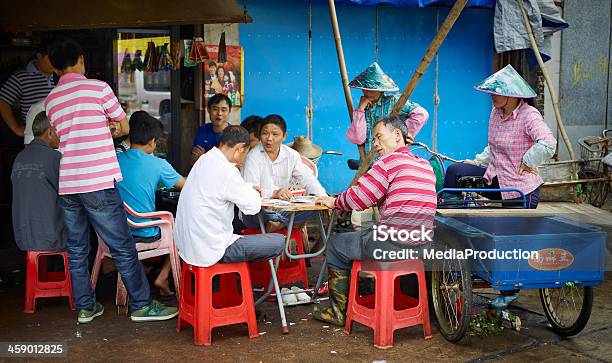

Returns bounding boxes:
[24,100,45,144]
[242,143,327,198]
[174,147,261,267]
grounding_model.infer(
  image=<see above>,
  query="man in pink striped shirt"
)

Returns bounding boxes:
[45,39,177,324]
[312,115,437,326]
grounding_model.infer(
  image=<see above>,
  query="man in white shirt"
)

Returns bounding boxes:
[174,125,284,267]
[241,114,327,232]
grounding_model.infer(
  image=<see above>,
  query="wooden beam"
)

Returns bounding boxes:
[392,0,468,115]
[349,0,468,187]
[328,0,366,161]
[0,0,251,32]
[170,25,182,172]
[518,0,576,160]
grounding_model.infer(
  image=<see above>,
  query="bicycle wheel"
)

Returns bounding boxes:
[539,285,593,336]
[578,167,596,203]
[590,179,609,208]
[430,244,472,342]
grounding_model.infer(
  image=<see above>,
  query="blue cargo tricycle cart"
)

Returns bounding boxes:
[413,143,607,342]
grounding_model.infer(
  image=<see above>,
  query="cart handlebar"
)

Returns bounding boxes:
[437,188,527,209]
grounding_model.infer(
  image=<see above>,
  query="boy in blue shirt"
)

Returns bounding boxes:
[117,111,185,298]
[190,93,232,165]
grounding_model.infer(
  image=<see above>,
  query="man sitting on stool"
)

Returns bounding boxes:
[313,115,437,326]
[11,111,66,252]
[174,126,284,267]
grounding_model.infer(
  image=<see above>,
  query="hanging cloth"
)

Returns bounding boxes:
[217,32,227,63]
[171,40,181,70]
[143,42,152,72]
[493,0,568,63]
[120,49,132,73]
[132,50,143,71]
[158,43,173,71]
[144,41,157,72]
[153,45,161,72]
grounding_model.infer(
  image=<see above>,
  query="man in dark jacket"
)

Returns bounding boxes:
[11,111,65,251]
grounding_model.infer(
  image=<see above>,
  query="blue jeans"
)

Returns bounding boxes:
[60,188,150,311]
[443,163,541,209]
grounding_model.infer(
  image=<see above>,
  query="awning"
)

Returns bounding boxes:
[0,0,252,32]
[310,0,495,8]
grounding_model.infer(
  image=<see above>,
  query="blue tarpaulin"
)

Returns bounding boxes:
[313,0,568,62]
[311,0,495,8]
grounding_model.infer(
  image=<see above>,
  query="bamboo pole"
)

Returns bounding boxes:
[392,0,468,115]
[517,0,576,160]
[348,0,468,186]
[328,0,366,161]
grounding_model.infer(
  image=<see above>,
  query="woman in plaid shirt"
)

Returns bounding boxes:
[443,65,556,209]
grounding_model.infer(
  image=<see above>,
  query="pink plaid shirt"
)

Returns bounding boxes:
[484,101,556,199]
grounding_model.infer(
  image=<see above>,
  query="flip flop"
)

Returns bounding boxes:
[281,288,298,304]
[291,286,311,302]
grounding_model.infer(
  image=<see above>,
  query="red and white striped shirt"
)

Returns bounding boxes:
[45,73,126,195]
[335,147,437,240]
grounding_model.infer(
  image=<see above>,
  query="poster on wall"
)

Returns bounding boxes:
[203,45,243,107]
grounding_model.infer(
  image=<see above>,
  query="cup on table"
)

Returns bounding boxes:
[290,188,306,197]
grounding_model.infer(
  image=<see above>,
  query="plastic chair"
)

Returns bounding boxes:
[345,260,432,349]
[24,250,75,313]
[177,261,258,346]
[90,203,181,313]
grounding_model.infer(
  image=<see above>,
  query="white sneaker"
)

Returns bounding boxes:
[281,288,298,304]
[291,286,311,302]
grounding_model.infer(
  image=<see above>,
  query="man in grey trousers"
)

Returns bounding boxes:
[174,125,284,268]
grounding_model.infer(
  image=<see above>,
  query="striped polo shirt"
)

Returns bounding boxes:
[45,73,126,195]
[335,146,437,243]
[0,61,54,122]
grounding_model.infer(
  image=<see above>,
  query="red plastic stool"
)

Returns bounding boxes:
[177,261,258,346]
[345,260,432,349]
[24,250,75,313]
[242,228,309,291]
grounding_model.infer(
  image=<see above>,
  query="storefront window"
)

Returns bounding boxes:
[116,30,171,157]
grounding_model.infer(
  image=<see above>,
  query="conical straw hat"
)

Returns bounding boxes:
[287,136,323,159]
[348,62,399,92]
[474,65,537,98]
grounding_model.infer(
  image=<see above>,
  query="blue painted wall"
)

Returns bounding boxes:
[240,0,494,194]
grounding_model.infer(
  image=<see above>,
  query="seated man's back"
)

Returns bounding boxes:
[11,111,65,251]
[175,125,284,268]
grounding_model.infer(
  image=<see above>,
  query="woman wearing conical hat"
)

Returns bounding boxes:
[346,62,429,154]
[443,65,556,209]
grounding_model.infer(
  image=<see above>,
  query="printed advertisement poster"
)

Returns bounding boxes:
[203,45,243,107]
